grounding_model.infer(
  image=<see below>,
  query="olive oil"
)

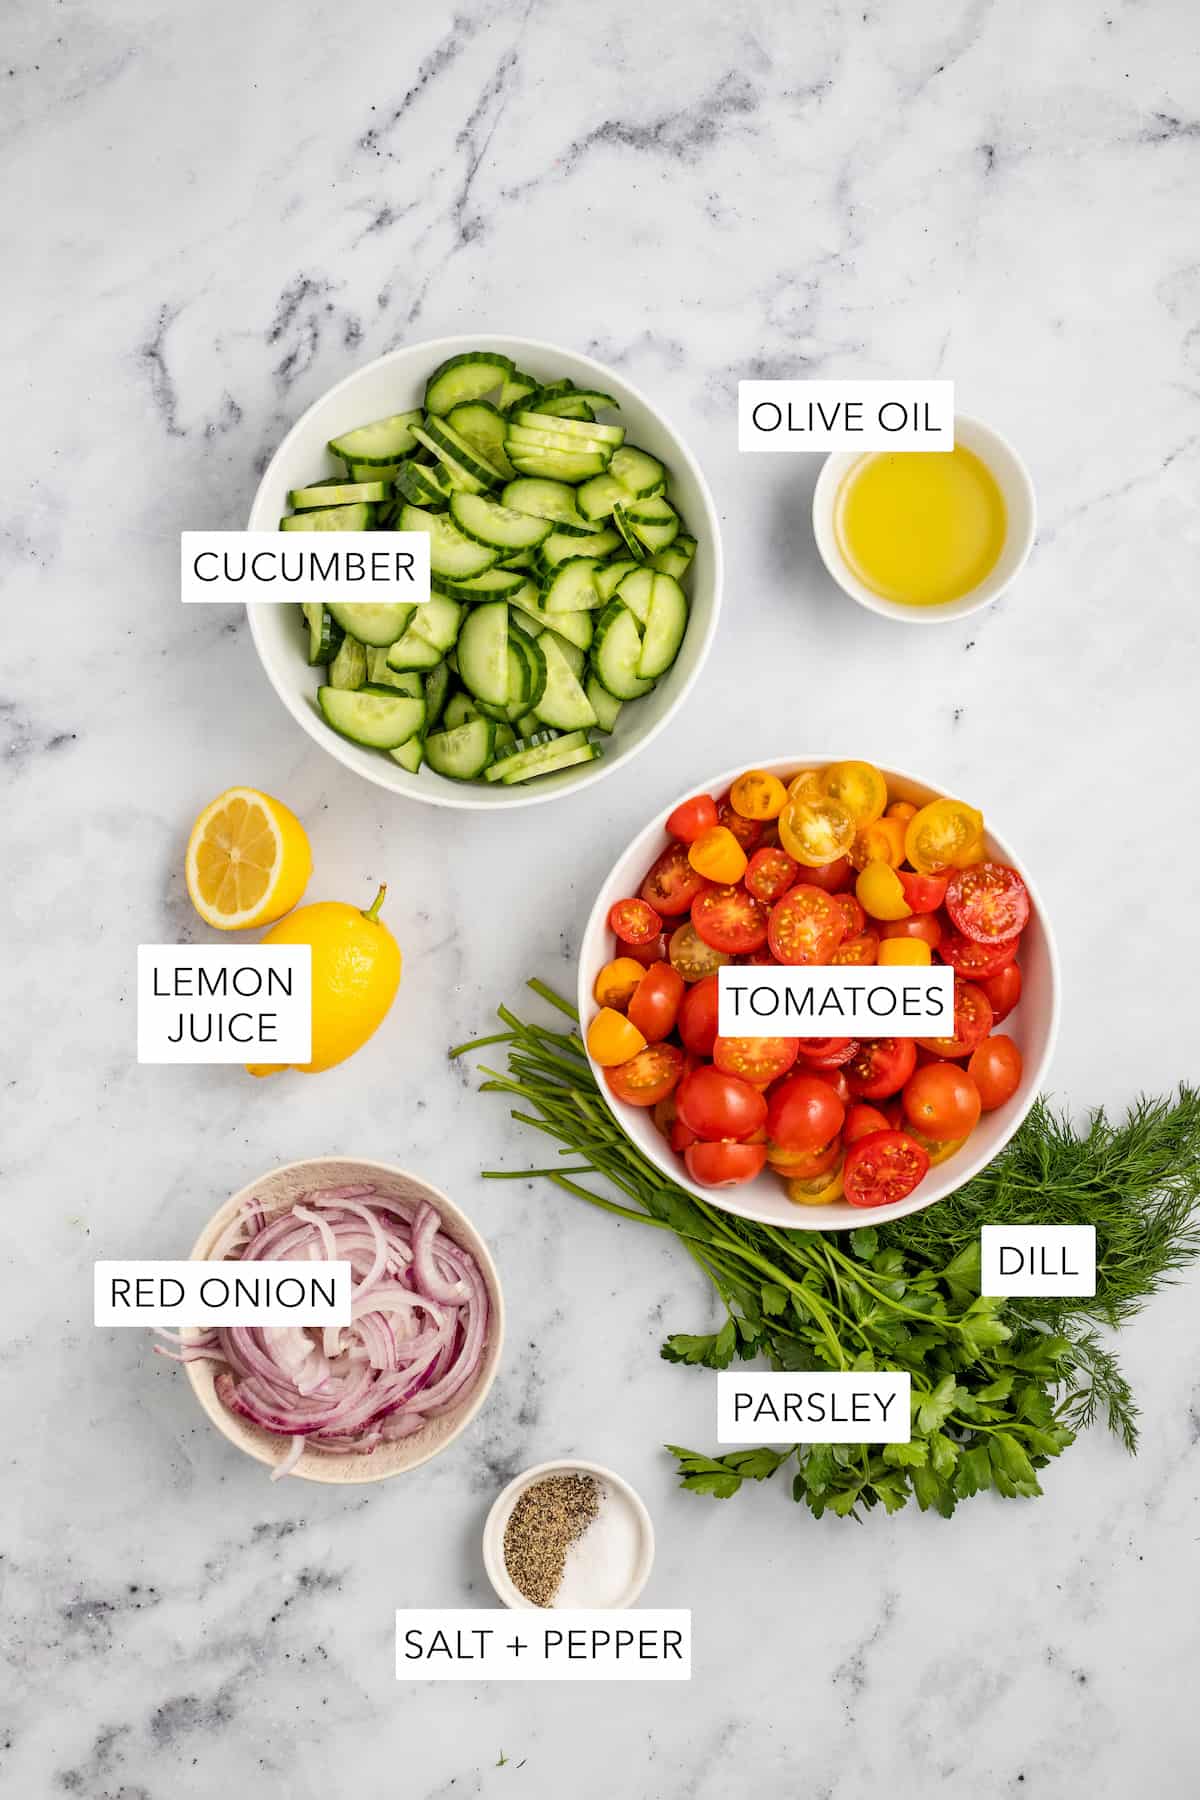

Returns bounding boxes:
[834,445,1007,607]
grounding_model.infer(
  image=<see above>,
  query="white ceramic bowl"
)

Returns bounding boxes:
[247,335,722,809]
[184,1157,504,1483]
[812,415,1036,624]
[578,757,1060,1231]
[482,1459,655,1611]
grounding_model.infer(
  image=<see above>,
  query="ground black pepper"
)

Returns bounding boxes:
[502,1473,600,1607]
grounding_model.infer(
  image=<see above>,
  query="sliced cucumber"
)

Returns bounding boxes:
[485,729,589,782]
[533,632,598,731]
[492,728,560,762]
[500,739,601,784]
[507,423,616,460]
[446,401,516,481]
[614,567,655,624]
[384,627,447,673]
[424,352,513,416]
[612,503,650,562]
[542,558,602,612]
[538,629,585,681]
[318,686,425,749]
[500,478,590,533]
[280,502,376,532]
[609,444,666,497]
[432,566,527,600]
[626,493,680,552]
[537,527,621,568]
[398,503,498,579]
[328,634,367,690]
[512,410,624,448]
[422,416,506,489]
[450,491,553,551]
[327,601,415,648]
[366,653,423,696]
[410,596,464,653]
[595,559,638,601]
[395,460,453,509]
[575,473,633,522]
[423,660,451,729]
[591,601,655,700]
[443,691,480,730]
[328,410,423,466]
[506,446,608,483]
[511,596,594,651]
[585,674,623,734]
[456,601,510,707]
[303,603,342,666]
[529,388,618,416]
[290,478,391,509]
[498,367,539,412]
[637,574,689,679]
[390,734,425,773]
[509,623,548,713]
[476,640,530,722]
[409,424,488,496]
[349,459,409,483]
[652,534,696,579]
[424,716,497,779]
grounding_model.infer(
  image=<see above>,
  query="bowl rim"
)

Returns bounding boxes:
[811,413,1037,625]
[481,1457,656,1611]
[246,333,724,810]
[577,753,1061,1231]
[182,1155,505,1484]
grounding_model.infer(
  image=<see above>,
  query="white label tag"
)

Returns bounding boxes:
[717,965,954,1037]
[94,1260,352,1326]
[180,531,431,604]
[980,1226,1096,1297]
[136,946,312,1064]
[395,1610,691,1681]
[717,1372,911,1443]
[738,380,955,452]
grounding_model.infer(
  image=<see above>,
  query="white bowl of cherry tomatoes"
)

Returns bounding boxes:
[579,757,1059,1229]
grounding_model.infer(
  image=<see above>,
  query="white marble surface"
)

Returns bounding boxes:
[5,1,1200,1794]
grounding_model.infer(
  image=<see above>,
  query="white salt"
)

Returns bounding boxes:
[554,1479,645,1608]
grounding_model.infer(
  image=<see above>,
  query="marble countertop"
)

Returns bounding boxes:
[6,1,1200,1794]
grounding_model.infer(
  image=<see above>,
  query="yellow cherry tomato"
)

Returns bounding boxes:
[905,798,985,874]
[786,769,824,804]
[903,1126,967,1166]
[849,816,907,871]
[856,860,912,922]
[729,769,788,821]
[778,797,856,867]
[821,759,887,827]
[593,957,647,1010]
[886,799,917,824]
[587,1007,647,1067]
[786,1161,846,1206]
[878,937,932,966]
[688,824,747,884]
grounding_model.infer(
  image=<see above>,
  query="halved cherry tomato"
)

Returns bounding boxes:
[801,856,853,894]
[822,760,887,826]
[902,1125,967,1165]
[652,1093,677,1140]
[849,817,907,870]
[831,930,879,966]
[879,937,931,966]
[886,799,918,824]
[669,920,729,983]
[714,1035,799,1083]
[938,932,1018,979]
[843,1130,930,1208]
[685,1140,768,1187]
[767,885,842,965]
[593,957,646,1010]
[831,893,866,938]
[766,1074,845,1150]
[844,1102,893,1144]
[856,860,911,922]
[785,770,824,804]
[797,1037,858,1068]
[666,793,719,844]
[946,862,1030,944]
[846,1037,917,1099]
[744,845,798,904]
[786,1159,845,1205]
[677,1065,767,1141]
[778,797,856,867]
[587,1008,647,1066]
[897,869,948,914]
[916,980,994,1058]
[688,825,748,885]
[881,913,942,949]
[627,930,669,968]
[677,974,720,1056]
[905,798,984,874]
[609,896,662,946]
[605,1042,685,1107]
[808,1067,851,1104]
[968,1034,1023,1110]
[717,795,763,852]
[691,885,768,955]
[641,842,708,916]
[627,961,685,1043]
[730,769,788,820]
[978,962,1022,1024]
[767,1137,842,1177]
[902,1062,982,1137]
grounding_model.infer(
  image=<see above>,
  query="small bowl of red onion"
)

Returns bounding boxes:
[169,1157,504,1483]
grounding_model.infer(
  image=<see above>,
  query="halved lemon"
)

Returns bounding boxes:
[185,787,312,931]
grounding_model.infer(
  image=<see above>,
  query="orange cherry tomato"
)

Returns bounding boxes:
[593,957,647,1010]
[778,797,856,868]
[904,798,985,875]
[878,937,932,966]
[856,860,912,922]
[785,1159,845,1205]
[968,1034,1023,1110]
[688,825,748,884]
[605,1043,685,1107]
[586,1007,647,1067]
[786,769,824,805]
[767,1137,843,1178]
[886,800,917,824]
[821,760,888,827]
[730,769,788,820]
[849,816,907,870]
[627,961,685,1043]
[666,793,719,844]
[902,1062,982,1138]
[902,1125,967,1165]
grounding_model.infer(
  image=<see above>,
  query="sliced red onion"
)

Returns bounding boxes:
[411,1201,469,1304]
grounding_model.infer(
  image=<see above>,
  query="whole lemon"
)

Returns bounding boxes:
[247,884,401,1076]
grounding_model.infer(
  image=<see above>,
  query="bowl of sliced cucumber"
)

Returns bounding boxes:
[247,336,722,806]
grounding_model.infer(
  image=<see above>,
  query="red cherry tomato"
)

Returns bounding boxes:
[938,932,1017,979]
[766,1137,842,1177]
[801,856,853,894]
[627,961,685,1043]
[797,1036,859,1068]
[666,793,719,844]
[945,862,1030,944]
[744,845,799,904]
[767,885,842,965]
[978,962,1022,1024]
[716,795,764,852]
[713,1036,800,1083]
[676,1065,767,1141]
[677,974,720,1057]
[809,1067,851,1105]
[604,1043,685,1107]
[843,1130,930,1208]
[626,931,669,969]
[968,1034,1023,1110]
[640,842,708,917]
[831,893,866,939]
[766,1074,845,1151]
[897,869,948,914]
[846,1037,918,1099]
[691,885,768,955]
[881,914,943,949]
[844,1102,893,1144]
[609,896,662,946]
[917,980,994,1058]
[684,1140,768,1187]
[901,1062,982,1138]
[831,930,879,966]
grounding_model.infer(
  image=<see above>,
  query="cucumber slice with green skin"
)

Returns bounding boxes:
[328,634,367,690]
[507,448,609,483]
[575,473,633,522]
[533,632,598,731]
[328,410,424,466]
[476,642,530,721]
[395,460,453,509]
[626,495,680,553]
[508,623,547,713]
[499,740,601,784]
[507,424,616,460]
[591,601,656,700]
[424,716,497,780]
[484,728,588,782]
[409,425,488,495]
[542,557,602,612]
[492,728,560,762]
[609,444,666,497]
[537,527,621,569]
[318,686,425,750]
[432,566,527,600]
[398,503,499,579]
[537,629,585,681]
[499,550,534,569]
[289,478,392,509]
[326,601,415,648]
[449,491,553,552]
[390,733,425,773]
[422,416,506,488]
[511,597,594,651]
[494,721,517,755]
[302,603,342,665]
[612,503,650,562]
[636,574,689,679]
[455,600,510,707]
[443,691,480,730]
[585,674,623,734]
[595,559,638,601]
[515,712,543,738]
[498,368,539,412]
[513,410,624,448]
[651,534,696,579]
[349,460,408,483]
[499,479,591,533]
[614,567,655,625]
[280,502,377,531]
[384,627,447,673]
[424,352,514,416]
[528,388,618,416]
[423,661,451,729]
[410,596,464,653]
[508,378,572,414]
[366,653,423,695]
[446,401,517,481]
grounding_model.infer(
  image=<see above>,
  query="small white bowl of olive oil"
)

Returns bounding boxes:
[812,415,1036,624]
